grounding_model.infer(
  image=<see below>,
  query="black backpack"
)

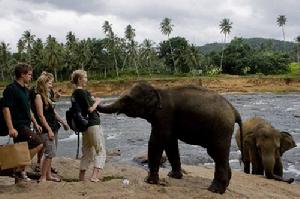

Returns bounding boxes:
[0,98,9,136]
[66,95,88,133]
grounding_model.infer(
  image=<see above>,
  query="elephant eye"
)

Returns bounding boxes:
[122,95,134,104]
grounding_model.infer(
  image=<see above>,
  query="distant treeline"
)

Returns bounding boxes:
[0,31,299,82]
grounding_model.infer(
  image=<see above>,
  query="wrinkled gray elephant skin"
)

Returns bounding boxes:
[235,116,296,183]
[98,82,243,194]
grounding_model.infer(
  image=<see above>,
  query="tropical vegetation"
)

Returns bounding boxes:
[0,16,299,82]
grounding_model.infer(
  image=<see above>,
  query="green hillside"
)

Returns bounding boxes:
[199,37,297,54]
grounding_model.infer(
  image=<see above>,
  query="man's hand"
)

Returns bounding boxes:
[8,128,18,138]
[35,124,43,134]
[48,129,55,140]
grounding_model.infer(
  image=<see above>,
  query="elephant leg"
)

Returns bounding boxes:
[244,160,250,174]
[228,164,232,184]
[243,150,251,174]
[145,132,165,184]
[250,148,264,175]
[165,138,182,179]
[274,158,283,177]
[207,145,230,194]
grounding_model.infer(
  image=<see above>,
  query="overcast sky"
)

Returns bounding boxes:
[0,0,299,50]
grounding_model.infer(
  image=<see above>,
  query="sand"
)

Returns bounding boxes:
[1,76,300,198]
[1,157,300,199]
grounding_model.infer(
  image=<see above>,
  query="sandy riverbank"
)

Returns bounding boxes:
[1,76,300,198]
[1,157,300,199]
[50,76,300,97]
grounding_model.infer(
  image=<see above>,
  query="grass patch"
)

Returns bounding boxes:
[101,175,124,182]
[62,178,80,182]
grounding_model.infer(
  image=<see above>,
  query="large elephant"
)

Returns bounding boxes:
[97,82,243,194]
[235,117,296,183]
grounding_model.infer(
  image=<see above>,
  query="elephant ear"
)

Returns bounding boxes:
[131,82,162,113]
[280,131,297,156]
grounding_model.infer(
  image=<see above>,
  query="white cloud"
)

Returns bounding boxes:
[0,0,299,51]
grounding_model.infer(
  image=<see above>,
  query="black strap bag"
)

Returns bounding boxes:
[66,96,88,133]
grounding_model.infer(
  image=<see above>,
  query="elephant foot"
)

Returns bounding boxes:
[208,180,227,194]
[287,178,294,184]
[167,170,183,179]
[145,173,159,184]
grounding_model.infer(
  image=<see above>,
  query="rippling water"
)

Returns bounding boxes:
[1,93,299,182]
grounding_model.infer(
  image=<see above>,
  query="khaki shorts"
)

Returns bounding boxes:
[41,133,56,159]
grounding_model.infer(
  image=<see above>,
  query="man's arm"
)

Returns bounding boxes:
[30,110,42,133]
[3,107,18,137]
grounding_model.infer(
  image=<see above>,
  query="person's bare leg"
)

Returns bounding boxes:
[79,170,86,181]
[90,167,101,182]
[36,147,44,172]
[39,158,51,182]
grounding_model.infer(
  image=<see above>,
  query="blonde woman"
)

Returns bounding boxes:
[71,69,106,182]
[40,72,69,148]
[32,72,68,182]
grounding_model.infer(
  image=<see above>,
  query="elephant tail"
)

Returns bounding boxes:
[235,111,244,164]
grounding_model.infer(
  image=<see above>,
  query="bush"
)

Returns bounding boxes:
[288,62,300,75]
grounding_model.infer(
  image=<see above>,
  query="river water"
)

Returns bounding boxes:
[1,92,300,182]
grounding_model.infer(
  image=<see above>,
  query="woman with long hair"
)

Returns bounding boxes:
[32,72,68,182]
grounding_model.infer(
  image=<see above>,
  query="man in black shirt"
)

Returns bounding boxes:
[2,63,43,181]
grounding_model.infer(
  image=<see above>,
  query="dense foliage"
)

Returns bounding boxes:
[0,21,299,81]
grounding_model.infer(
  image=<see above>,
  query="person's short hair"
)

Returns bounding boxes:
[71,70,87,85]
[15,63,33,79]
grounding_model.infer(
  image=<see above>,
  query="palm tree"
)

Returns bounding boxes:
[17,39,25,62]
[102,20,119,78]
[140,39,155,75]
[125,24,139,76]
[65,31,78,71]
[45,35,60,81]
[22,30,36,63]
[31,38,44,76]
[219,18,233,69]
[0,42,10,81]
[277,15,287,41]
[296,35,300,63]
[160,17,176,72]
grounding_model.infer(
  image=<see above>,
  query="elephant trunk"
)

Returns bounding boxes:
[262,155,275,178]
[262,155,294,184]
[97,101,121,114]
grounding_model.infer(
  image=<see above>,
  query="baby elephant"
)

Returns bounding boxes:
[235,117,296,183]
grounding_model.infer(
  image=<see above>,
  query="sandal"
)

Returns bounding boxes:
[51,167,58,174]
[47,176,61,182]
[35,165,41,173]
[90,178,100,182]
[19,171,31,182]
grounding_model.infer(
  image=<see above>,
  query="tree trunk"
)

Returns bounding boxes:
[0,66,4,81]
[54,68,57,82]
[122,54,128,71]
[113,51,119,78]
[220,34,227,70]
[282,27,285,41]
[282,27,286,51]
[168,36,176,73]
[297,44,300,64]
[134,58,139,77]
